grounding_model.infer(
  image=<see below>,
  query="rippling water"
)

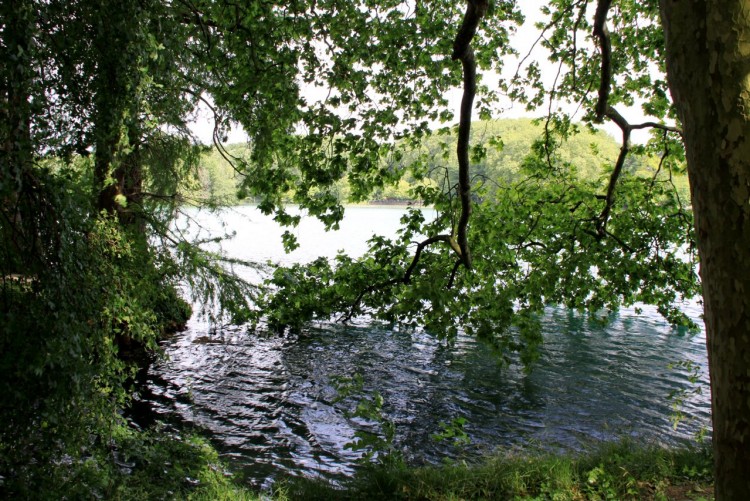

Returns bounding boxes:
[142,206,711,487]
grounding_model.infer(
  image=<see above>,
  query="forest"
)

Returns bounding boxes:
[1,0,749,499]
[191,118,690,206]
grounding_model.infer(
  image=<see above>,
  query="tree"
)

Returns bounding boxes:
[0,1,244,492]
[660,2,750,498]
[1,1,515,493]
[263,3,697,354]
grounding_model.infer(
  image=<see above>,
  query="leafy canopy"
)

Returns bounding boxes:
[257,0,698,365]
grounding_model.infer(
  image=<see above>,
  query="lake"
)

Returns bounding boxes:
[140,205,711,488]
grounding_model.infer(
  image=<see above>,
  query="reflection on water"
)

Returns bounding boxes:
[143,206,711,487]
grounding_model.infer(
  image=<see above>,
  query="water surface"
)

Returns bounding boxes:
[143,206,710,487]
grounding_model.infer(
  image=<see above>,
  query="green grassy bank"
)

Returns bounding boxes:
[282,441,713,501]
[19,435,711,500]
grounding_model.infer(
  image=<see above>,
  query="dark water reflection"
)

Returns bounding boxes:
[143,302,710,488]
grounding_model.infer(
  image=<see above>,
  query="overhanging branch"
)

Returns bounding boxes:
[340,1,491,322]
[593,0,612,122]
[450,0,489,270]
[592,0,684,238]
[339,233,463,323]
[596,106,683,237]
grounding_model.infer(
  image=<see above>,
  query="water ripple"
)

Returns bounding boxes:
[142,303,711,487]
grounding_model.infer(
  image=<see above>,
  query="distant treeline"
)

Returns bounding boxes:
[186,118,688,205]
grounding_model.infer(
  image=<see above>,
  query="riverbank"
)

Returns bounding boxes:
[19,434,710,500]
[282,440,713,500]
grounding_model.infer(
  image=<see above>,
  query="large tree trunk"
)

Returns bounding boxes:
[660,1,750,498]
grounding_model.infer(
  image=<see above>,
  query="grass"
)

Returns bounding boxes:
[282,440,714,500]
[4,430,712,500]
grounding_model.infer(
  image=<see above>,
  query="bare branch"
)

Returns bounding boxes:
[447,259,462,289]
[181,87,247,178]
[630,121,682,134]
[405,234,461,283]
[597,106,630,236]
[339,276,403,324]
[596,106,682,237]
[605,229,634,254]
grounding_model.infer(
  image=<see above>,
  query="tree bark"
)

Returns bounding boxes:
[660,1,750,498]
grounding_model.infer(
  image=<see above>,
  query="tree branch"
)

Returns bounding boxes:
[450,0,489,269]
[630,121,682,134]
[447,259,462,289]
[596,106,682,237]
[591,0,683,239]
[340,1,492,323]
[340,234,463,323]
[597,106,630,236]
[592,0,612,122]
[405,234,461,282]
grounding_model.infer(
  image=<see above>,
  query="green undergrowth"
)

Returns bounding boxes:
[3,433,713,500]
[282,441,714,501]
[0,425,259,500]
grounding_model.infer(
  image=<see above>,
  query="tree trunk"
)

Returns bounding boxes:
[91,0,142,217]
[1,0,36,271]
[660,1,750,498]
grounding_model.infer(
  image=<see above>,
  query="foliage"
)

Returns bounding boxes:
[0,422,260,500]
[667,360,708,434]
[191,118,689,208]
[433,417,472,447]
[3,0,699,370]
[246,0,699,372]
[0,167,197,487]
[261,130,698,363]
[332,373,398,463]
[396,118,668,193]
